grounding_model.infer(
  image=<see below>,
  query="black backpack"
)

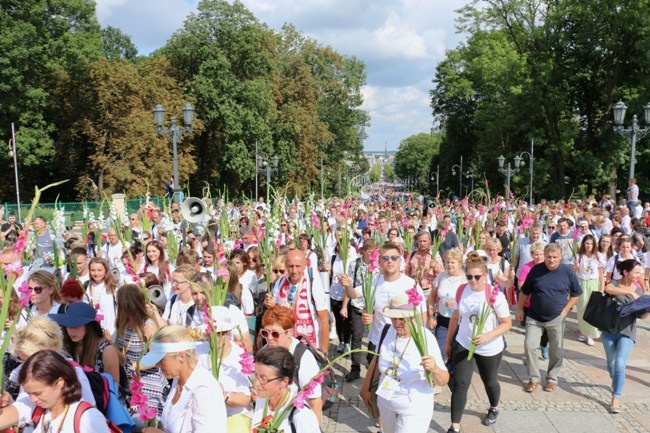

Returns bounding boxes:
[293,336,338,410]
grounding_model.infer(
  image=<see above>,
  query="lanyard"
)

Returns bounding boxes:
[385,337,411,380]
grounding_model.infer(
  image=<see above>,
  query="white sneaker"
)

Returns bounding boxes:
[337,343,345,353]
[577,334,586,342]
[344,343,351,353]
[586,338,595,346]
[329,327,338,340]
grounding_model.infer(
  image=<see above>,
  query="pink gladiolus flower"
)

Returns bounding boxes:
[13,232,27,255]
[313,371,327,384]
[216,268,229,278]
[293,391,308,409]
[405,286,423,307]
[3,261,22,275]
[202,306,213,334]
[130,392,147,406]
[138,405,158,422]
[485,179,489,187]
[234,239,243,249]
[368,249,380,272]
[18,281,30,308]
[239,351,255,375]
[311,213,321,229]
[489,285,500,306]
[572,229,580,240]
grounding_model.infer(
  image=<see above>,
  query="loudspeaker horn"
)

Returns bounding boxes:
[181,197,206,223]
[148,285,167,314]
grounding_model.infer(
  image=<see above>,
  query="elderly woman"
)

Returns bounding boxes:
[260,306,323,423]
[445,252,512,432]
[141,325,227,433]
[428,247,467,361]
[251,346,320,433]
[374,293,449,433]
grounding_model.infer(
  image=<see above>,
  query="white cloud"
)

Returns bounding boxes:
[94,0,469,150]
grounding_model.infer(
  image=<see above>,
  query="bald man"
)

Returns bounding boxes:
[267,250,330,353]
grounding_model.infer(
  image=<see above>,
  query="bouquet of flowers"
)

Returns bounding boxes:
[403,286,433,387]
[361,248,380,330]
[467,284,500,361]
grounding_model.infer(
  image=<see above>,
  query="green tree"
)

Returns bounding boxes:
[369,164,381,183]
[393,133,441,189]
[101,26,138,61]
[0,0,101,201]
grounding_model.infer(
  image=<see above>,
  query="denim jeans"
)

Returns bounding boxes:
[601,331,635,398]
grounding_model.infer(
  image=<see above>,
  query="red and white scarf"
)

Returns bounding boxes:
[277,276,317,346]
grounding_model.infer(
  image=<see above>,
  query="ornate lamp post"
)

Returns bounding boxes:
[451,156,463,197]
[153,103,195,203]
[497,154,519,197]
[612,100,650,179]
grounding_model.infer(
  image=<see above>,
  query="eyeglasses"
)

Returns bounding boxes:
[272,269,286,274]
[260,329,289,340]
[29,286,44,294]
[171,280,187,286]
[254,374,283,386]
[465,274,484,281]
[380,255,400,262]
[142,237,150,241]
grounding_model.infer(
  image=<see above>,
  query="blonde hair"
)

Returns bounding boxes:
[465,252,488,274]
[12,316,63,357]
[484,238,502,252]
[443,247,464,264]
[152,325,204,363]
[529,241,546,255]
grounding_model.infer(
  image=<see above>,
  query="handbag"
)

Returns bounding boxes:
[359,325,390,419]
[583,291,635,333]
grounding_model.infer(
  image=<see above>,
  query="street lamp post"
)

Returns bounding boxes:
[256,152,279,202]
[612,101,650,179]
[451,156,463,197]
[429,164,440,197]
[515,139,535,204]
[497,155,520,197]
[153,103,195,203]
[8,123,20,220]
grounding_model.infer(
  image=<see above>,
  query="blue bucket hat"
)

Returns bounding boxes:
[49,302,97,328]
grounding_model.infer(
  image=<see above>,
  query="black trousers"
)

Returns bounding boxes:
[349,306,365,370]
[330,298,351,344]
[450,342,503,423]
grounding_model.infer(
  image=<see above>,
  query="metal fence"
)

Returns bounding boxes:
[2,197,165,227]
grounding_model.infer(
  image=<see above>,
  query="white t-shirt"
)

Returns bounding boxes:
[329,248,358,301]
[433,273,467,318]
[218,344,251,417]
[288,338,322,398]
[455,285,510,357]
[575,253,605,280]
[85,282,117,337]
[164,296,200,327]
[377,326,446,394]
[14,363,96,427]
[369,274,422,345]
[252,387,320,433]
[30,400,109,433]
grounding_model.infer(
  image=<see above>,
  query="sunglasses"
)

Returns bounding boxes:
[29,286,44,294]
[548,226,556,229]
[465,274,484,281]
[380,255,400,262]
[281,224,287,227]
[272,269,286,274]
[260,329,288,339]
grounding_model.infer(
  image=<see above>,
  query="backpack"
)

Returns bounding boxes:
[32,401,123,433]
[168,294,196,327]
[454,283,493,306]
[69,361,135,433]
[293,336,339,410]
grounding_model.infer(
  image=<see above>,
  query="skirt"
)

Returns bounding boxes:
[577,277,602,339]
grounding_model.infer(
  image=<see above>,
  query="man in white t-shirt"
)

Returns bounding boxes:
[268,250,330,353]
[361,242,424,356]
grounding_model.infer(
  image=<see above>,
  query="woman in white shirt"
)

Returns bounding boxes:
[574,234,605,346]
[230,249,257,324]
[85,257,118,338]
[141,326,227,433]
[428,248,467,362]
[17,270,62,328]
[375,293,449,433]
[445,252,512,432]
[251,346,320,433]
[0,350,109,432]
[141,240,174,299]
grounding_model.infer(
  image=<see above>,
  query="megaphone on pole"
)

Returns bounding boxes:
[180,197,206,223]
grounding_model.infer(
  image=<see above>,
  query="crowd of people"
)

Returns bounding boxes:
[0,189,647,432]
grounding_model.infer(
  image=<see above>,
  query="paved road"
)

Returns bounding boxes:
[321,311,650,433]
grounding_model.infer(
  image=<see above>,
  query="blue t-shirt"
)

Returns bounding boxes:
[521,262,583,322]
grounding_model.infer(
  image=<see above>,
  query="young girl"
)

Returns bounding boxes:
[85,257,118,338]
[574,234,605,346]
[230,249,257,326]
[49,302,122,386]
[141,240,174,299]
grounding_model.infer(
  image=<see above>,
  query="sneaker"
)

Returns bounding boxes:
[446,428,460,433]
[345,370,361,381]
[344,343,351,353]
[483,408,499,426]
[577,334,586,342]
[541,346,549,360]
[586,338,595,346]
[337,343,345,353]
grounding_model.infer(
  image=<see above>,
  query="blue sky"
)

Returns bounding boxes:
[95,0,469,151]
